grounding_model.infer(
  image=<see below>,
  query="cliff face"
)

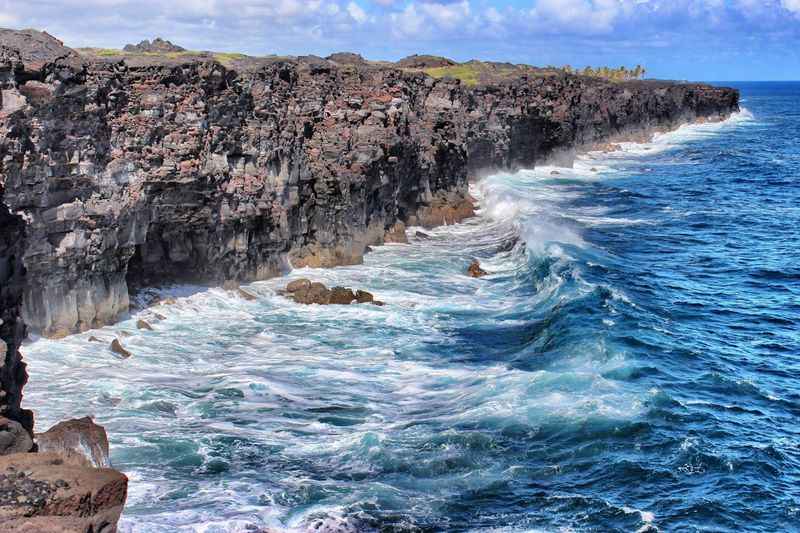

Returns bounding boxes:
[0,29,738,354]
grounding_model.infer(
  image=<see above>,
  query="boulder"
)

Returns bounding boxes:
[286,278,311,293]
[136,319,152,331]
[0,452,127,532]
[36,417,110,469]
[329,287,356,305]
[355,290,374,303]
[0,417,33,456]
[110,339,131,358]
[237,288,257,301]
[467,259,488,278]
[292,282,332,305]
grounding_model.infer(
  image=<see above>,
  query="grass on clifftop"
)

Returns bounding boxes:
[78,48,247,66]
[420,61,555,87]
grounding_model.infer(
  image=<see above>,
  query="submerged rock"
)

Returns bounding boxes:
[88,336,102,343]
[237,288,258,301]
[0,452,127,532]
[136,319,153,331]
[467,259,488,278]
[0,417,33,455]
[110,339,131,358]
[36,416,110,468]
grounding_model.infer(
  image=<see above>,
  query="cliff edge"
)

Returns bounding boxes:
[0,26,738,432]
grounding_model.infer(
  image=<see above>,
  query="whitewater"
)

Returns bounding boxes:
[23,82,800,532]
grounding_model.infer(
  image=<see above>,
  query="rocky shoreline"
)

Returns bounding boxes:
[0,28,738,530]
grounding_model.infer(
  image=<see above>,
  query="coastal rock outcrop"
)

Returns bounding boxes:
[0,452,127,532]
[36,416,111,469]
[0,28,739,338]
[284,279,381,306]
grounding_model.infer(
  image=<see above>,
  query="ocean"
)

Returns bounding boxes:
[23,82,799,532]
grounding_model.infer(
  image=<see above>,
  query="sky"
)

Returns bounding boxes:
[0,0,798,81]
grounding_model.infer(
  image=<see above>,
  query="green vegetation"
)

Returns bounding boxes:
[423,63,482,86]
[76,47,249,66]
[563,64,646,81]
[212,52,247,65]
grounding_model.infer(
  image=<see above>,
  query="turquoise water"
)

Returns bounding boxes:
[23,83,800,532]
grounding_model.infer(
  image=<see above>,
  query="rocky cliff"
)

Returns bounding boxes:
[0,28,739,425]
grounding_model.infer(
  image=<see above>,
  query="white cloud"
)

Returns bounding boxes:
[347,1,368,23]
[782,0,800,13]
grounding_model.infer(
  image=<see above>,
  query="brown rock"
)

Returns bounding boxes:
[88,336,102,343]
[467,259,488,278]
[286,278,311,293]
[0,417,33,455]
[222,280,239,291]
[153,312,166,320]
[36,417,110,469]
[384,222,408,244]
[291,282,331,305]
[237,288,257,301]
[355,290,374,303]
[136,319,152,331]
[0,452,127,533]
[110,339,131,358]
[372,300,386,306]
[329,287,356,305]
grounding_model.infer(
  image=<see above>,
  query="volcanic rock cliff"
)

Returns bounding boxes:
[0,29,739,432]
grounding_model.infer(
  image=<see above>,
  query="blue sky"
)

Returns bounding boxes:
[1,0,798,80]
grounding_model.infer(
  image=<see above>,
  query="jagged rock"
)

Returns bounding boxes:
[0,452,127,532]
[136,319,153,331]
[0,28,739,338]
[355,290,374,303]
[291,282,332,305]
[415,231,432,240]
[286,279,311,293]
[329,287,356,305]
[467,259,488,278]
[36,417,110,469]
[123,37,185,53]
[110,339,131,358]
[384,222,409,244]
[237,288,257,301]
[0,417,33,455]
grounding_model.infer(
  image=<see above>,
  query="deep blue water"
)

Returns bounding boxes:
[24,82,800,532]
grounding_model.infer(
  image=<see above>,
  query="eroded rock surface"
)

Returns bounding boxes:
[0,452,127,532]
[36,417,111,469]
[0,29,739,337]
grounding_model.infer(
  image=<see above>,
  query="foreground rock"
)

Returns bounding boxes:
[0,452,127,532]
[467,260,488,278]
[36,417,110,469]
[284,280,383,306]
[110,339,131,358]
[0,28,739,338]
[0,417,33,455]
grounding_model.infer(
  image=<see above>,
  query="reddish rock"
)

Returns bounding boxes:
[467,259,488,278]
[110,339,131,358]
[36,417,110,469]
[384,222,408,244]
[0,452,127,532]
[329,287,356,305]
[286,278,311,293]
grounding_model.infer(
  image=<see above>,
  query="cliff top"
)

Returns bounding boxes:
[0,28,716,90]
